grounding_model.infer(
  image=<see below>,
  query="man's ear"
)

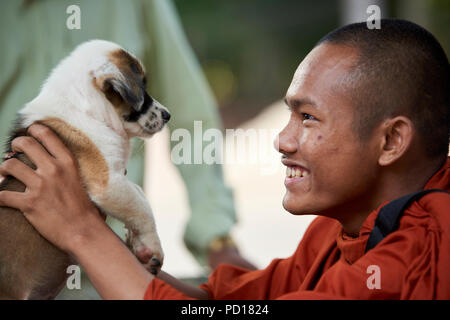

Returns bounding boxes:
[95,75,145,111]
[378,116,414,166]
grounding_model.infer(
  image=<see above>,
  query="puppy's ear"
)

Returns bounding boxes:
[97,76,145,111]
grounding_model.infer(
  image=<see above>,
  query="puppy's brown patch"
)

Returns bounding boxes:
[0,143,72,299]
[109,49,146,104]
[93,49,147,119]
[109,49,145,76]
[37,118,109,195]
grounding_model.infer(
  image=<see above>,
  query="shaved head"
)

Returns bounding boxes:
[316,19,449,161]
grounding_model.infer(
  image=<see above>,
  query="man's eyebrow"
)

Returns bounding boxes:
[284,97,317,110]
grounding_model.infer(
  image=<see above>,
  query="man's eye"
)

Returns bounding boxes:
[301,113,317,121]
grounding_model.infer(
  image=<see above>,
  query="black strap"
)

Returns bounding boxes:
[365,189,449,253]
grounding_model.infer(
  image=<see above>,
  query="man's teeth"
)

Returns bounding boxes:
[286,166,309,178]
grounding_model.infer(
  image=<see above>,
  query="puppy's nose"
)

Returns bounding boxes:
[161,110,171,122]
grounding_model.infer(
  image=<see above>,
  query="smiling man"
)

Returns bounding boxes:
[0,19,449,300]
[281,43,382,236]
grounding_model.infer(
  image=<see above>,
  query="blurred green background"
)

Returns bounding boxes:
[173,0,449,128]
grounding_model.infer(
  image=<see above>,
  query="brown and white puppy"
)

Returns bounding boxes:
[0,40,169,299]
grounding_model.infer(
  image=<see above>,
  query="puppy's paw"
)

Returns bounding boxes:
[126,229,164,275]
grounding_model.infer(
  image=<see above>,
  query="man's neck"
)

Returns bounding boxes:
[339,157,445,236]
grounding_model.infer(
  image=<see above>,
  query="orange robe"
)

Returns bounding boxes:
[144,158,450,299]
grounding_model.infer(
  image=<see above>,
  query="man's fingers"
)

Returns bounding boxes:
[27,124,73,162]
[0,158,39,187]
[3,152,16,161]
[0,190,27,211]
[11,136,55,167]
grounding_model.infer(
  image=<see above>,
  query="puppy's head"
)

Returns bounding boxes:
[81,40,170,138]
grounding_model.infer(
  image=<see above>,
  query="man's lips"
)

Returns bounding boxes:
[281,159,311,188]
[281,159,310,174]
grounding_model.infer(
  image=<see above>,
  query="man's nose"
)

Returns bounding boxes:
[274,124,297,155]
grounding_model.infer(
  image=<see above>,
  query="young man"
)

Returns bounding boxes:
[0,19,448,299]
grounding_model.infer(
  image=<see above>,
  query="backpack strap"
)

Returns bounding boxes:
[365,189,449,253]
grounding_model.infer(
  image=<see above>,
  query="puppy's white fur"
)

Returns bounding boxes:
[19,40,166,268]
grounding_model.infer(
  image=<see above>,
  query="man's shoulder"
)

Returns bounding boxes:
[402,190,450,235]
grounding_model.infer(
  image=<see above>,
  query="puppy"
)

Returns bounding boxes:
[0,40,169,299]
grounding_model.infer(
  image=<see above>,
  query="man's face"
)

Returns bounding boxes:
[278,43,380,219]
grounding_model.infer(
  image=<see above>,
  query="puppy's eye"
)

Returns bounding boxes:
[130,63,139,74]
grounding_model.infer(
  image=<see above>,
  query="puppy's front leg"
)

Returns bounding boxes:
[92,175,163,274]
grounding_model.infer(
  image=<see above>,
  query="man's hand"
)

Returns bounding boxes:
[208,245,257,271]
[0,124,104,254]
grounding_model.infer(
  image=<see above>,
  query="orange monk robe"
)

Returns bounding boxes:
[144,158,450,300]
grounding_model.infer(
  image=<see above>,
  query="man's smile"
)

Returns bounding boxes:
[282,157,311,190]
[284,165,310,186]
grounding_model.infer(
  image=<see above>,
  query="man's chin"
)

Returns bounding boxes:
[282,194,315,215]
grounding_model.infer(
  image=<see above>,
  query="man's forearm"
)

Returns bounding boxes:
[69,215,154,300]
[157,271,209,300]
[69,213,209,300]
